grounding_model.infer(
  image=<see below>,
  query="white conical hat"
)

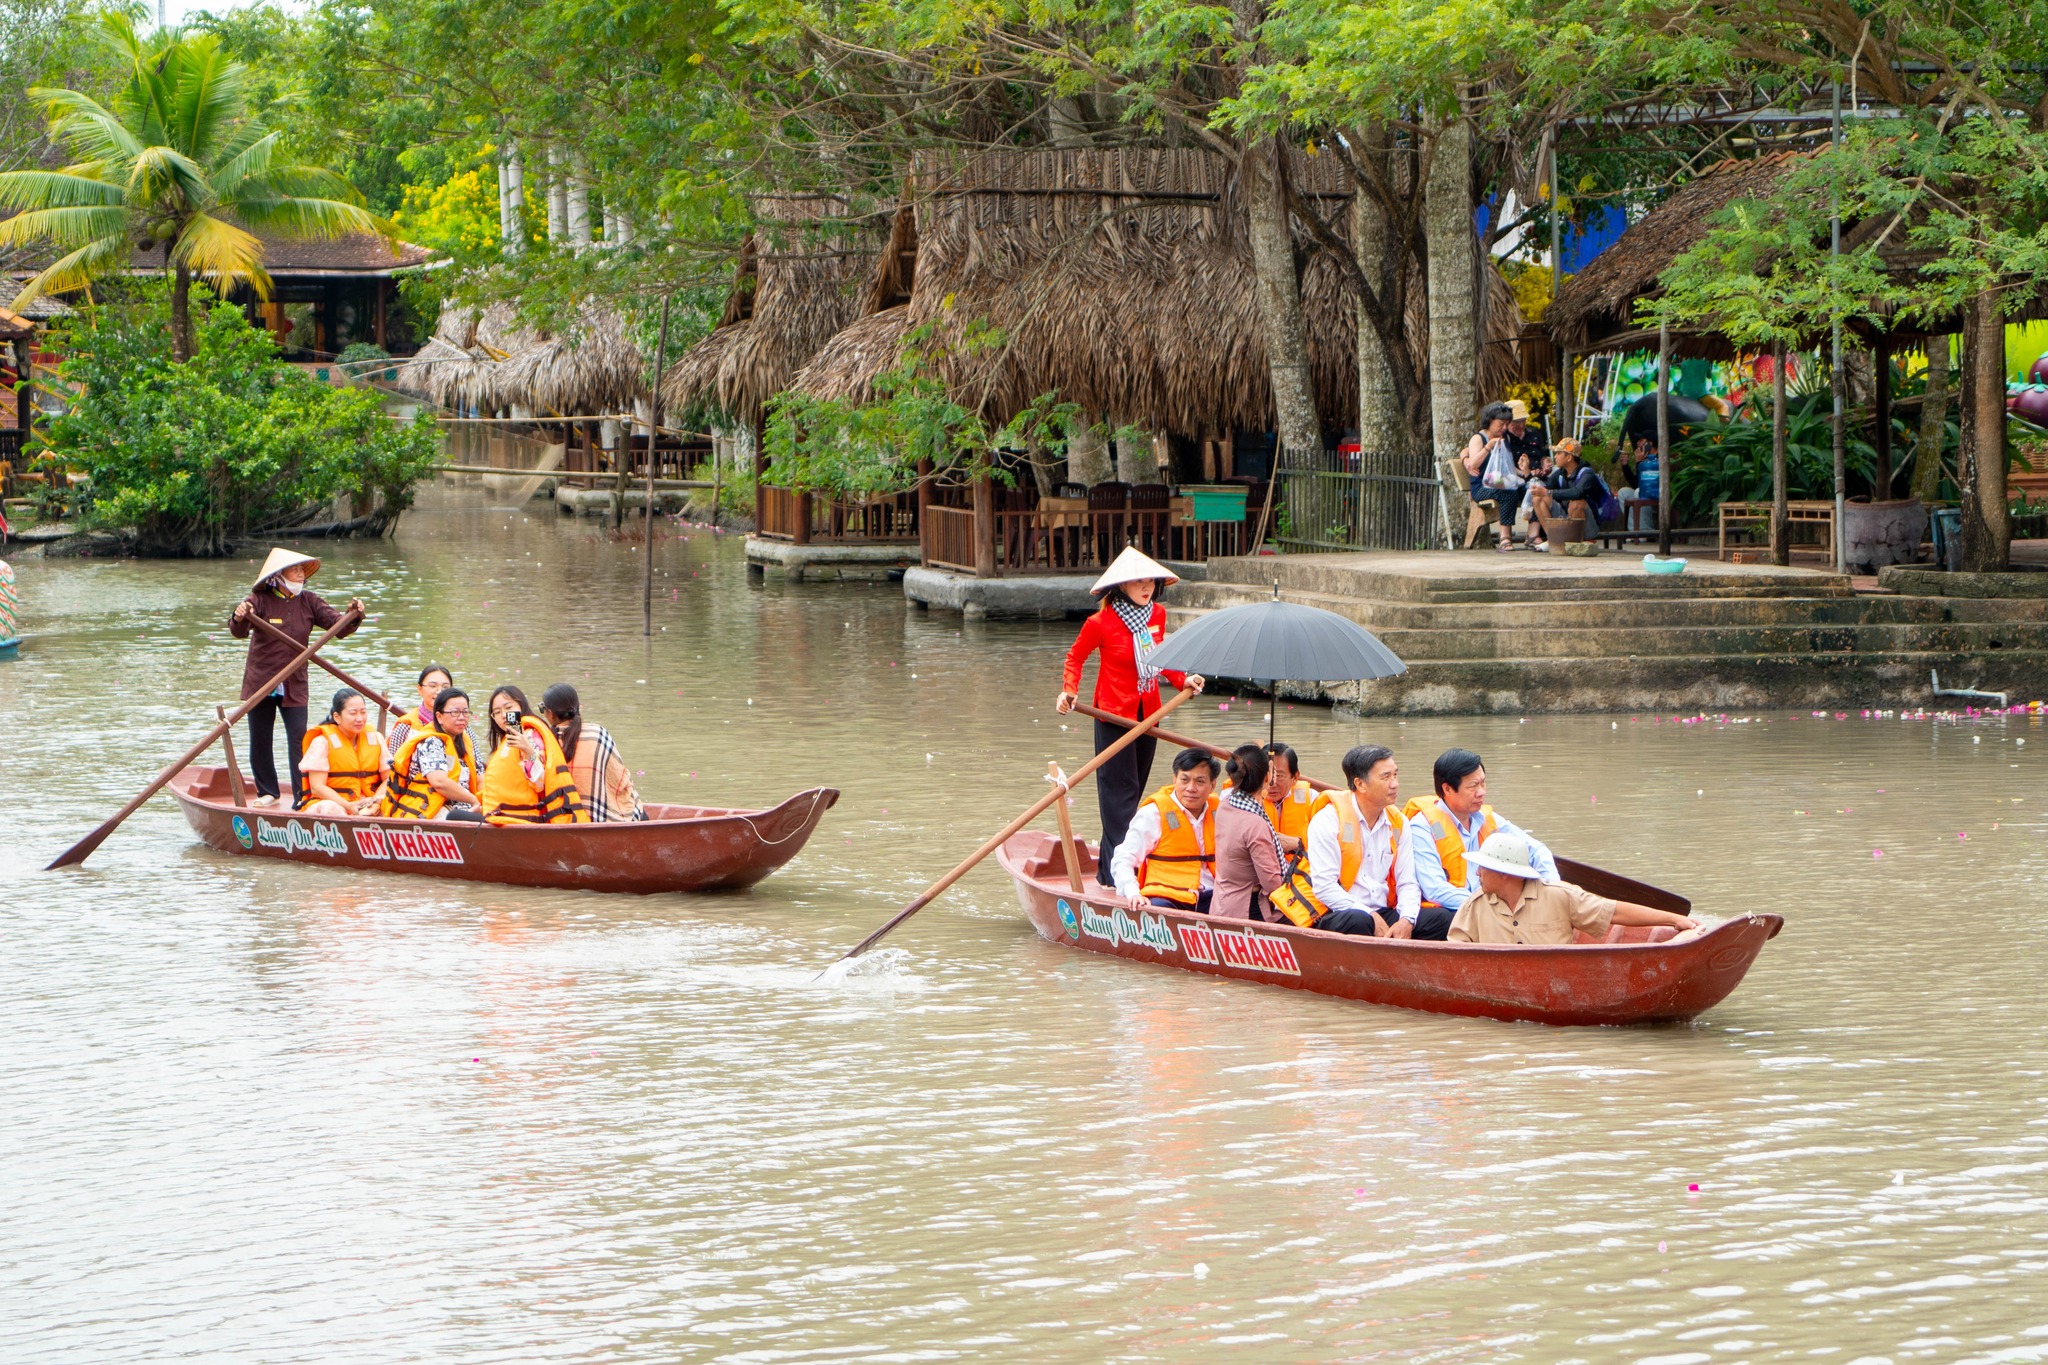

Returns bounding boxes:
[1090,546,1178,596]
[254,546,321,588]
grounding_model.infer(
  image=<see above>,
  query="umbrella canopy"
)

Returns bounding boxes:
[1147,596,1406,743]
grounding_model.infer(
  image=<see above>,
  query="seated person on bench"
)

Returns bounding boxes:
[1267,743,1419,937]
[1450,832,1698,945]
[1111,749,1221,914]
[1525,440,1608,550]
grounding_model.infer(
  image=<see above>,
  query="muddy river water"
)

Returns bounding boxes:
[6,486,2048,1363]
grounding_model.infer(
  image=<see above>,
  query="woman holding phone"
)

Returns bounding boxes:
[479,685,586,825]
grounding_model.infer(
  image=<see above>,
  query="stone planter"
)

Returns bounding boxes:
[1841,497,1927,572]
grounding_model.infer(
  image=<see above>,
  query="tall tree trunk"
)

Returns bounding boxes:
[171,264,193,363]
[1960,287,2011,572]
[1353,133,1406,463]
[1066,417,1112,486]
[1114,426,1153,484]
[1770,342,1789,566]
[1913,338,1951,503]
[1242,135,1322,461]
[1424,111,1476,467]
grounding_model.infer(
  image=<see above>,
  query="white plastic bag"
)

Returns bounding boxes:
[1481,439,1524,491]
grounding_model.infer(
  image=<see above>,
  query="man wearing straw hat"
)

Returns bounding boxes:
[229,548,363,808]
[1055,547,1204,889]
[1449,831,1697,945]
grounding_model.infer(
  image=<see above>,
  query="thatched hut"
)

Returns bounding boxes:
[786,147,1524,439]
[661,198,887,425]
[396,301,646,417]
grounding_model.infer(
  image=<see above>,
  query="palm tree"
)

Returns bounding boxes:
[0,15,390,361]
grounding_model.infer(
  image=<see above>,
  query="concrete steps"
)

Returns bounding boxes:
[1172,551,2048,712]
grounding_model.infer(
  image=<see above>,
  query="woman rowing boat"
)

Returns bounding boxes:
[228,548,363,808]
[1054,547,1203,890]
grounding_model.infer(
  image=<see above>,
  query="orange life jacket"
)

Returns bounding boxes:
[1404,795,1497,904]
[1263,779,1324,845]
[480,717,586,825]
[298,722,384,809]
[381,727,478,820]
[1268,793,1405,927]
[1137,786,1217,906]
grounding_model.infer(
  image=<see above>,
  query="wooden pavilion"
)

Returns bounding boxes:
[671,148,1528,576]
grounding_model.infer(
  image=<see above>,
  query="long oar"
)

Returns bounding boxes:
[244,611,398,714]
[1075,701,1336,793]
[826,687,1198,967]
[47,606,364,869]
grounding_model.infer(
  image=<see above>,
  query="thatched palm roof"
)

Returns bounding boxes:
[661,197,886,424]
[783,147,1523,438]
[1545,153,1801,359]
[496,306,647,414]
[396,302,645,415]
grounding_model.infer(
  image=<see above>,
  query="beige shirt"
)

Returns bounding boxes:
[1448,879,1617,946]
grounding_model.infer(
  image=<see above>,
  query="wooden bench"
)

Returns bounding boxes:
[1719,500,1835,558]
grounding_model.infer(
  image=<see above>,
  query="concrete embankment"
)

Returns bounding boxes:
[1171,552,2048,714]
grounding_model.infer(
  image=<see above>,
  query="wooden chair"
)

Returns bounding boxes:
[1129,483,1169,557]
[1465,497,1500,549]
[1088,481,1130,566]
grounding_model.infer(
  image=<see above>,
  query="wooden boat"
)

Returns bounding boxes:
[995,831,1781,1026]
[168,765,838,894]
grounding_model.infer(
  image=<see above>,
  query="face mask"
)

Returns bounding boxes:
[278,577,305,597]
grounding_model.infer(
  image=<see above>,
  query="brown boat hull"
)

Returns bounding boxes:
[996,831,1781,1026]
[168,766,837,894]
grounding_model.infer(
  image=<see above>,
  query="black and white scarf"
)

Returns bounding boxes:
[1226,787,1287,869]
[1108,593,1162,693]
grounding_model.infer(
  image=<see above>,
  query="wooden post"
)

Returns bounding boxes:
[1048,761,1086,892]
[915,458,933,566]
[709,431,723,528]
[794,489,812,545]
[17,340,30,444]
[1771,341,1790,566]
[1656,321,1672,558]
[973,474,996,578]
[645,296,671,636]
[216,705,248,808]
[753,414,768,532]
[374,280,388,349]
[1873,339,1894,500]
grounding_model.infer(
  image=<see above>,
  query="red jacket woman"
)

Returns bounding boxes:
[1055,548,1204,890]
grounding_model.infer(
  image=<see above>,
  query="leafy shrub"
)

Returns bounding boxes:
[336,342,391,365]
[43,282,441,555]
[1669,399,1873,528]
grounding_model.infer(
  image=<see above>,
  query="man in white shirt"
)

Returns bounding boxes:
[1111,749,1221,914]
[1302,743,1425,937]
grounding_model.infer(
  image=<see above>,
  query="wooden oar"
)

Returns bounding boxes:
[47,606,363,869]
[243,611,397,713]
[215,704,249,807]
[827,687,1198,967]
[1075,701,1336,793]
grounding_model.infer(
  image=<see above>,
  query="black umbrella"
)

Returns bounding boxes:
[1147,588,1406,744]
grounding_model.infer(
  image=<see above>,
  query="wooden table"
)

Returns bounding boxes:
[1719,500,1835,558]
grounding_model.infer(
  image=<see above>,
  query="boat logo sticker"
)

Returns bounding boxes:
[1175,922,1301,976]
[1056,898,1080,939]
[231,815,253,849]
[1079,903,1177,954]
[255,818,349,857]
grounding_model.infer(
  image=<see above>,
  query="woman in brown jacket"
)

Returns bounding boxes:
[1213,744,1288,921]
[228,547,362,807]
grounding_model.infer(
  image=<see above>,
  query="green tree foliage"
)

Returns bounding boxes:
[764,323,1078,495]
[44,280,440,556]
[0,12,389,360]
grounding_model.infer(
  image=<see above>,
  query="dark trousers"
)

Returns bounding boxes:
[245,698,308,803]
[1315,904,1456,939]
[1092,719,1158,886]
[1148,889,1213,915]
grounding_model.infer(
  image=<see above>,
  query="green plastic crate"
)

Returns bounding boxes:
[1185,485,1248,522]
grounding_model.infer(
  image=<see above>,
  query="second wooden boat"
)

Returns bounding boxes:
[995,831,1781,1026]
[169,764,837,894]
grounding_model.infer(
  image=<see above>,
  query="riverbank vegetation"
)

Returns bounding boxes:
[44,281,437,556]
[8,2,2048,566]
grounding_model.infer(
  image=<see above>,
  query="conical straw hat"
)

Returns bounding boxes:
[253,546,321,588]
[1090,546,1178,596]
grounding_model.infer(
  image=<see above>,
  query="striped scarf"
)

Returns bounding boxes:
[1108,594,1162,693]
[1226,787,1287,869]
